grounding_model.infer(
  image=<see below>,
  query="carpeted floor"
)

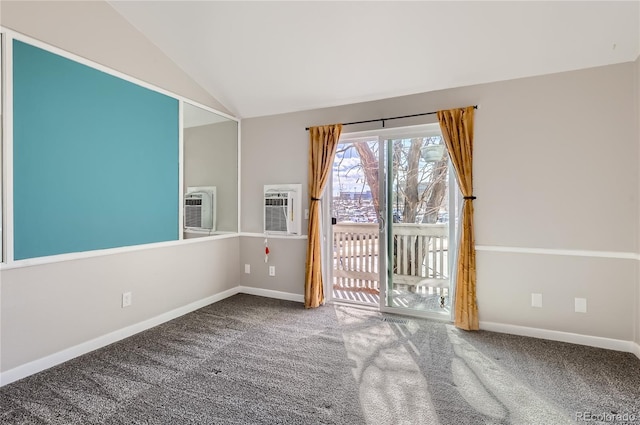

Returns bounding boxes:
[1,294,639,424]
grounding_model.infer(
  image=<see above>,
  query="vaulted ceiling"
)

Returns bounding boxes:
[108,1,640,118]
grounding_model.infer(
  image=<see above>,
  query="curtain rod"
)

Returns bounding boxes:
[305,105,478,131]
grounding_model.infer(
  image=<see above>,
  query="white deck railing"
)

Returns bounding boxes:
[332,223,380,293]
[332,222,449,294]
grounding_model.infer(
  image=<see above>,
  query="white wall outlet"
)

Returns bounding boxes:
[531,293,543,308]
[269,266,276,276]
[304,209,309,220]
[244,264,251,274]
[575,297,587,313]
[122,292,132,308]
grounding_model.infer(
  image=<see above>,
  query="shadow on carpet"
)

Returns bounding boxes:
[1,294,639,425]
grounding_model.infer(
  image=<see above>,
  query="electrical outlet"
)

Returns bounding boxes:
[531,293,543,308]
[244,264,251,274]
[122,292,132,308]
[575,297,587,313]
[269,266,276,276]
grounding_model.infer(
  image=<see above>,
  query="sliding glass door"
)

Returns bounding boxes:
[328,124,458,319]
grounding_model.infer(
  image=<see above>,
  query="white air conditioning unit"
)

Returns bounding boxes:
[264,184,301,235]
[184,186,216,231]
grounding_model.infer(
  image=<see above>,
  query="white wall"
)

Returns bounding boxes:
[240,237,307,295]
[0,1,240,378]
[0,0,230,115]
[1,238,240,371]
[241,62,638,342]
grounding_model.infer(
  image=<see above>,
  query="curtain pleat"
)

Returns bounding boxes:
[437,106,478,330]
[305,124,342,308]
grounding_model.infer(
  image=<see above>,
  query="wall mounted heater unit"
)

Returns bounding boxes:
[264,184,301,235]
[184,186,216,232]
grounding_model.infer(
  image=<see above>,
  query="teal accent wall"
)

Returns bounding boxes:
[13,40,179,260]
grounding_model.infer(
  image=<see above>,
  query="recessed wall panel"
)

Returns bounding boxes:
[12,40,179,259]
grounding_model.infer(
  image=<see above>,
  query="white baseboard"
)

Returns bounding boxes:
[0,286,303,387]
[237,286,304,303]
[480,321,638,355]
[0,287,240,387]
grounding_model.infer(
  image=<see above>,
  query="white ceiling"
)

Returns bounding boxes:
[109,1,640,119]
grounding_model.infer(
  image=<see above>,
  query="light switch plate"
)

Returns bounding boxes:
[122,292,132,308]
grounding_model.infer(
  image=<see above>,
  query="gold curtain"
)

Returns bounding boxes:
[305,124,342,308]
[437,106,478,330]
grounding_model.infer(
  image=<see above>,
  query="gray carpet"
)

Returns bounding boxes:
[1,294,639,424]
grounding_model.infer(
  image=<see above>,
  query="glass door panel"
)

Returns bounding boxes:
[330,137,380,306]
[384,136,454,315]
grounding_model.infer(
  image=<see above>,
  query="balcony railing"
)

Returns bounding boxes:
[333,223,380,294]
[332,222,449,295]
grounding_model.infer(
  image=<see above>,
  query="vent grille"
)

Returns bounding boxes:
[380,317,409,325]
[184,198,203,228]
[184,187,215,231]
[265,195,289,233]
